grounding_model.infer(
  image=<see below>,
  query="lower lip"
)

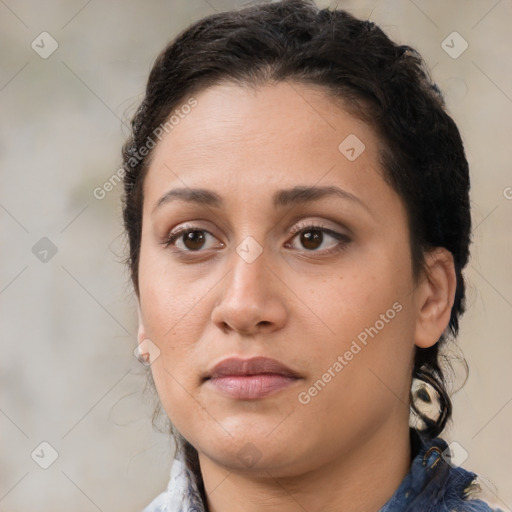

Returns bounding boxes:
[206,374,298,399]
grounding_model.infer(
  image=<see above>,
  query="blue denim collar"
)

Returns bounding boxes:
[379,429,498,511]
[143,429,500,512]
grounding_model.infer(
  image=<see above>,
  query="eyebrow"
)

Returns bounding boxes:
[151,185,371,215]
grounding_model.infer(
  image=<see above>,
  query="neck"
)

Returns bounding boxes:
[198,419,412,512]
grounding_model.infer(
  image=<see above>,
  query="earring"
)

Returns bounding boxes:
[409,377,440,430]
[134,338,161,366]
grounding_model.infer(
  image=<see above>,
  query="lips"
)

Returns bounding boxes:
[204,356,301,400]
[207,356,300,379]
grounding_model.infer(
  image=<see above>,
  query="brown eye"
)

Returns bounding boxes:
[300,229,324,250]
[164,228,220,252]
[181,230,206,251]
[287,224,350,255]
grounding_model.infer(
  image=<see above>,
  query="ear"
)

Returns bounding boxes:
[135,302,160,365]
[414,248,457,349]
[137,300,147,345]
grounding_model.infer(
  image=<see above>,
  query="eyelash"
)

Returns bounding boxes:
[163,221,351,257]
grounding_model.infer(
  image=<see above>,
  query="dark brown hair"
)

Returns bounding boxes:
[122,0,471,442]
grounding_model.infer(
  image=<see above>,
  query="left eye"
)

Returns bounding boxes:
[285,225,350,254]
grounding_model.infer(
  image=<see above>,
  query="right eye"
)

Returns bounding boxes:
[163,227,224,253]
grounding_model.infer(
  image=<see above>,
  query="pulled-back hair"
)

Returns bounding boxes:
[122,0,471,446]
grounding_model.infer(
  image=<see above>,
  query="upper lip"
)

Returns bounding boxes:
[205,356,301,379]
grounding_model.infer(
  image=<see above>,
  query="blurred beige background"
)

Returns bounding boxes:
[1,0,511,510]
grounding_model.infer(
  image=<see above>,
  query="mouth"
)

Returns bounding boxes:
[203,356,302,400]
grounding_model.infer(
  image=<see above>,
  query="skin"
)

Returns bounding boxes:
[136,81,456,512]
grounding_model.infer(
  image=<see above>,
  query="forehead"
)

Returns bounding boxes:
[150,80,378,157]
[142,81,392,214]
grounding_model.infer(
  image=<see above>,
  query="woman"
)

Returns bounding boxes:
[122,1,502,510]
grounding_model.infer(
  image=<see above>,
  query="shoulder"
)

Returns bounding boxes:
[141,449,206,512]
[450,476,508,512]
[381,432,505,512]
[142,491,170,512]
[425,438,504,512]
[447,498,506,512]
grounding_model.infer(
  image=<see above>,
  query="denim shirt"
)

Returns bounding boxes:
[143,430,503,512]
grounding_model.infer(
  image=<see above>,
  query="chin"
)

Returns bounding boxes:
[191,425,314,476]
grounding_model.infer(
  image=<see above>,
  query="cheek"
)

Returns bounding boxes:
[299,252,416,397]
[304,262,411,346]
[138,240,204,340]
[294,287,415,452]
[138,252,207,408]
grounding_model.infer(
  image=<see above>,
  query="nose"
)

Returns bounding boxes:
[210,244,288,336]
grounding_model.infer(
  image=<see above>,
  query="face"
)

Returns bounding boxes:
[137,81,425,476]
